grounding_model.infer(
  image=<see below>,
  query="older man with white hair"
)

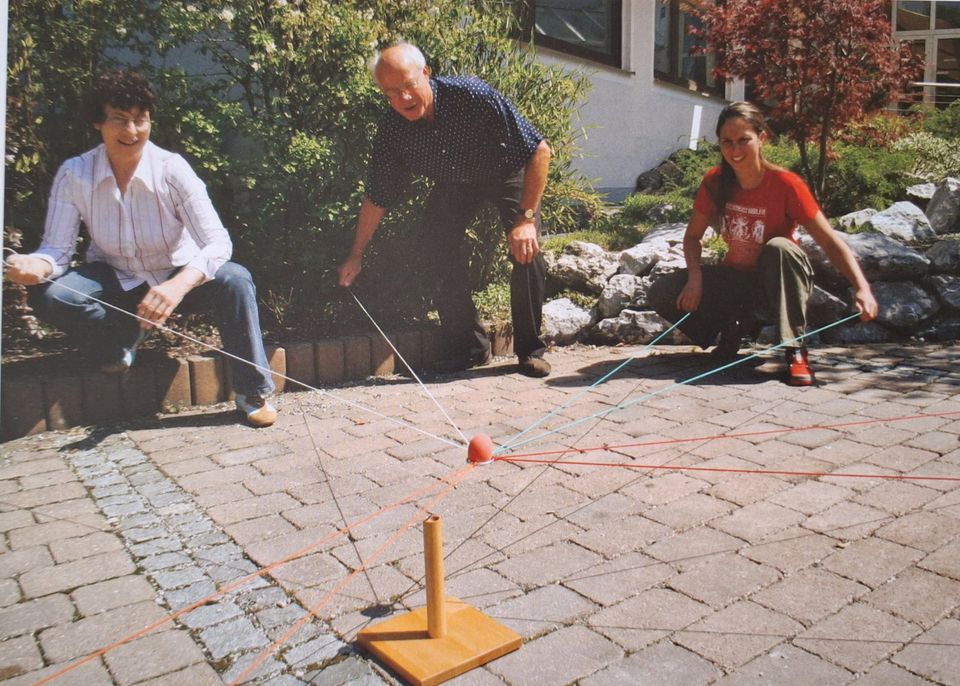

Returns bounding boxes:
[338,42,553,377]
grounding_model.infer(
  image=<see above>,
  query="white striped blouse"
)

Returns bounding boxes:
[30,141,232,290]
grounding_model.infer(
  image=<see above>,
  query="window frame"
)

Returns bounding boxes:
[514,0,624,69]
[653,0,724,98]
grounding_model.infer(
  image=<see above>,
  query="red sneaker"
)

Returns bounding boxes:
[785,346,814,386]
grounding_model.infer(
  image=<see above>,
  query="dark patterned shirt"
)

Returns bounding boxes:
[366,76,544,208]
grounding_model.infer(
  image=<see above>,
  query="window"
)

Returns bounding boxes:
[514,0,623,68]
[892,1,960,108]
[654,1,721,96]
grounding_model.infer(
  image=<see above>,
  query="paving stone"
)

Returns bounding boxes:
[740,527,841,573]
[865,568,960,628]
[4,481,88,511]
[802,501,892,540]
[563,551,673,606]
[794,603,921,673]
[0,546,54,577]
[0,594,75,640]
[712,502,807,542]
[134,662,226,686]
[715,644,852,685]
[891,618,960,686]
[875,510,960,552]
[581,638,721,686]
[488,624,622,685]
[645,493,736,530]
[299,656,385,686]
[3,658,113,686]
[488,584,597,639]
[588,588,712,651]
[917,540,960,580]
[49,532,124,564]
[752,568,869,626]
[281,633,346,669]
[492,541,602,587]
[644,527,744,570]
[0,579,21,608]
[315,339,346,385]
[674,600,802,669]
[104,629,206,685]
[39,600,169,662]
[821,537,923,588]
[199,616,270,659]
[72,575,157,616]
[668,553,780,608]
[0,634,44,680]
[854,660,941,685]
[20,551,136,598]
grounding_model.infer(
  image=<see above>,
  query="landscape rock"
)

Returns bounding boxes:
[593,309,691,345]
[866,201,937,243]
[543,241,620,294]
[926,239,960,274]
[926,177,960,235]
[800,231,930,285]
[542,298,593,345]
[926,274,960,310]
[836,208,877,231]
[872,281,939,330]
[598,274,642,318]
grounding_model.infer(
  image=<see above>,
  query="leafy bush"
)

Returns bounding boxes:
[819,143,915,217]
[915,100,960,140]
[621,191,694,224]
[5,0,600,342]
[892,132,960,182]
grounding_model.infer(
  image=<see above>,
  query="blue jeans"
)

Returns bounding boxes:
[31,261,275,398]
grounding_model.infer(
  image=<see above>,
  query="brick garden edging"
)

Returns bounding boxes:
[1,324,515,441]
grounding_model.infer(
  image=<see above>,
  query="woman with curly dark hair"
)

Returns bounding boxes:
[4,69,278,427]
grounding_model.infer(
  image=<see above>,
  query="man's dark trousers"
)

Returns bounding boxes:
[422,170,547,363]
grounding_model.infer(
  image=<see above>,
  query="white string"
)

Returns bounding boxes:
[348,288,469,444]
[2,250,460,448]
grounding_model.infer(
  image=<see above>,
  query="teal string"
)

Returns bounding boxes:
[498,311,863,456]
[494,313,691,455]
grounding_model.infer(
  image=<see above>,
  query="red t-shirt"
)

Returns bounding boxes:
[693,167,820,271]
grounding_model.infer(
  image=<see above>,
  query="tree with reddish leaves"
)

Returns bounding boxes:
[696,0,922,201]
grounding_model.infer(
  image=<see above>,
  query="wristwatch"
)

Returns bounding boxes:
[520,208,535,221]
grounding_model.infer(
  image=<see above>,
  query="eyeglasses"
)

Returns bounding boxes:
[105,115,152,130]
[382,75,423,100]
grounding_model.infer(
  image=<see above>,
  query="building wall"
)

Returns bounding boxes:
[535,1,741,201]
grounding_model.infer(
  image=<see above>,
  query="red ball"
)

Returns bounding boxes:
[467,433,495,465]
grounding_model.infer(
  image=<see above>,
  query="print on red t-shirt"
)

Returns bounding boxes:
[692,167,821,271]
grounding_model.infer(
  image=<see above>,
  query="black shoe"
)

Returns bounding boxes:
[710,320,741,361]
[433,349,492,373]
[518,356,551,378]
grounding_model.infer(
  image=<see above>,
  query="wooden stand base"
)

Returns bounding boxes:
[357,596,521,686]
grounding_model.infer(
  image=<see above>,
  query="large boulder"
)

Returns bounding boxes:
[800,231,930,285]
[866,201,936,243]
[872,281,940,330]
[906,182,937,207]
[593,309,691,345]
[926,177,960,235]
[926,239,960,274]
[836,208,877,231]
[926,274,960,311]
[543,241,620,294]
[598,274,643,318]
[541,297,593,345]
[618,244,659,277]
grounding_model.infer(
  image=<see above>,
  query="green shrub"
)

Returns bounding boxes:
[5,0,601,342]
[916,100,960,140]
[819,143,915,217]
[892,132,960,182]
[621,191,694,224]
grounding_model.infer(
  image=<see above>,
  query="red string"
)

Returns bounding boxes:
[495,457,960,482]
[503,410,960,460]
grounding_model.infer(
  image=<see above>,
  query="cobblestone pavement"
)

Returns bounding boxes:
[1,342,959,685]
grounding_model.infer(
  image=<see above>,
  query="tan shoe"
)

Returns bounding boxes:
[235,394,278,427]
